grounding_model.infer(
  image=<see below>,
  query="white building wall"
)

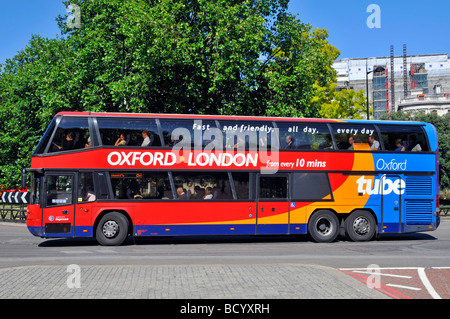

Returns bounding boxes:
[332,53,450,116]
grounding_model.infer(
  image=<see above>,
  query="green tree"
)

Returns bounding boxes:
[0,0,340,187]
[311,82,368,119]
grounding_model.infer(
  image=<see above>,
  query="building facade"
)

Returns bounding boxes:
[333,53,450,118]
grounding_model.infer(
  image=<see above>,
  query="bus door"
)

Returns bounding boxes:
[380,174,404,233]
[256,174,290,234]
[42,172,76,237]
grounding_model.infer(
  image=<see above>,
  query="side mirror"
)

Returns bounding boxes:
[21,169,28,189]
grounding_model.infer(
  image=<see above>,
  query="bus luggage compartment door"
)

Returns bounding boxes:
[380,175,404,233]
[256,174,289,234]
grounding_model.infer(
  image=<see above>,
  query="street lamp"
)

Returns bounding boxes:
[110,26,126,81]
[365,60,385,120]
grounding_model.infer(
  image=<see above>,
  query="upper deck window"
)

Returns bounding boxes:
[48,117,90,153]
[275,122,333,150]
[159,119,219,149]
[217,120,278,151]
[97,118,161,147]
[331,123,380,151]
[378,124,429,152]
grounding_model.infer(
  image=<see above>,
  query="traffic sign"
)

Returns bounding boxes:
[1,192,30,204]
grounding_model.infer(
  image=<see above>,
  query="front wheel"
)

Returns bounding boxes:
[345,210,376,242]
[308,210,340,243]
[96,212,129,246]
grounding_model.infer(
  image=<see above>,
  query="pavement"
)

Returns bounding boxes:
[0,263,387,299]
[0,221,389,299]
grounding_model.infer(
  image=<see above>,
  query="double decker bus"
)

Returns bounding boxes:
[24,112,440,245]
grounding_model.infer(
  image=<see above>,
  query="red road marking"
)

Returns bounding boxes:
[341,267,449,299]
[342,270,413,299]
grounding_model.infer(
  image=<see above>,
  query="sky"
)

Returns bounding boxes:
[0,0,449,67]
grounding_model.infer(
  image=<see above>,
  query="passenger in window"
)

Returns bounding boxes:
[408,135,422,152]
[348,136,355,150]
[54,132,75,151]
[115,133,127,146]
[85,137,91,148]
[176,187,188,200]
[203,187,213,200]
[86,189,96,202]
[141,130,154,147]
[285,135,295,149]
[368,136,380,151]
[395,139,406,151]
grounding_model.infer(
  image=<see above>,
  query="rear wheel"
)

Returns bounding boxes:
[96,212,129,246]
[308,210,340,243]
[345,210,376,242]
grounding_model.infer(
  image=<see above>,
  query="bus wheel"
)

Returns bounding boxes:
[345,210,376,242]
[308,210,340,243]
[96,212,129,246]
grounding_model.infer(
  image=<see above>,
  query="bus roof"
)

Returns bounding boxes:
[54,111,429,126]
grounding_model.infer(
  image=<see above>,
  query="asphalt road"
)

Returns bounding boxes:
[0,218,449,301]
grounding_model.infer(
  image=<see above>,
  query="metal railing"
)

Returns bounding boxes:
[0,202,27,222]
[441,206,450,216]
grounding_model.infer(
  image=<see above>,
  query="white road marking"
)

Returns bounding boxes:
[351,270,412,279]
[60,250,93,254]
[417,267,441,299]
[341,266,444,299]
[386,283,421,291]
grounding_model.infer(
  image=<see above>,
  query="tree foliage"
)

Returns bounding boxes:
[0,0,340,187]
[311,82,368,120]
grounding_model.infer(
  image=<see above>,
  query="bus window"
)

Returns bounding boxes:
[46,174,73,206]
[78,172,96,203]
[275,122,333,150]
[259,175,287,199]
[331,124,379,151]
[110,172,172,200]
[291,173,332,201]
[172,172,232,200]
[377,124,429,152]
[49,117,90,152]
[232,172,250,199]
[218,120,276,151]
[97,118,160,147]
[30,172,42,205]
[159,119,219,149]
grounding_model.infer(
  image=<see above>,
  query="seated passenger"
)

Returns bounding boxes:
[368,136,380,150]
[285,135,295,149]
[115,133,127,146]
[408,135,422,152]
[347,136,355,150]
[85,136,91,148]
[177,187,188,200]
[54,132,75,151]
[141,130,154,147]
[203,187,213,200]
[395,138,405,151]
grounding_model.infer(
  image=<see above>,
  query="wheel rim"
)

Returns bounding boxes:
[103,220,119,238]
[315,217,334,236]
[352,216,370,235]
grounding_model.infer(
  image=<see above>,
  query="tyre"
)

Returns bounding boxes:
[95,212,129,246]
[345,210,376,242]
[308,210,340,243]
